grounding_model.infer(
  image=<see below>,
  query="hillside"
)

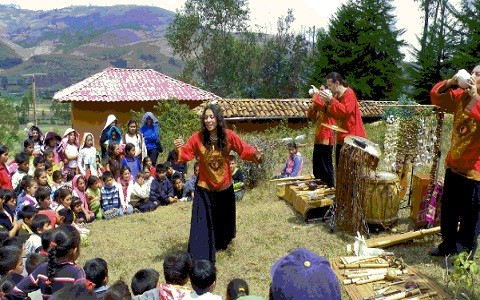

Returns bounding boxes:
[0,4,183,97]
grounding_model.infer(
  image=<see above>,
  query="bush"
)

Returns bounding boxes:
[0,97,20,150]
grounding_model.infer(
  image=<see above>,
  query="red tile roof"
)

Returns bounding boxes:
[193,99,403,120]
[53,67,221,102]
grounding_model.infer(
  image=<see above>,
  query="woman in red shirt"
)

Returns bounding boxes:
[174,103,262,263]
[0,145,13,190]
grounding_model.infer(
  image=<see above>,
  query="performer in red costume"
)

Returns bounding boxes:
[307,85,335,187]
[319,72,366,164]
[430,65,480,257]
[174,103,262,263]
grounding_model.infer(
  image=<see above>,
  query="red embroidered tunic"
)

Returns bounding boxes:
[177,129,260,191]
[307,93,335,145]
[431,80,480,180]
[327,87,366,143]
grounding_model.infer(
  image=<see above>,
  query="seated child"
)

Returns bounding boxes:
[51,170,64,193]
[83,257,109,299]
[21,177,38,208]
[143,165,153,187]
[86,175,103,219]
[0,189,22,238]
[131,268,160,296]
[167,149,187,181]
[25,214,51,255]
[280,142,303,178]
[0,273,24,297]
[104,280,132,300]
[165,161,182,183]
[25,253,47,274]
[184,162,199,201]
[44,161,54,186]
[160,250,192,297]
[36,186,57,228]
[229,155,245,201]
[226,278,262,300]
[189,260,221,299]
[54,188,73,212]
[17,205,38,237]
[9,225,86,297]
[56,208,74,226]
[11,152,30,190]
[33,156,46,171]
[130,171,155,212]
[0,245,24,276]
[100,171,133,219]
[142,157,156,178]
[172,174,188,201]
[39,229,53,256]
[150,164,176,207]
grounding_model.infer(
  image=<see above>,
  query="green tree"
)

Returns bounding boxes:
[312,0,406,100]
[0,97,20,150]
[258,10,312,98]
[166,0,250,96]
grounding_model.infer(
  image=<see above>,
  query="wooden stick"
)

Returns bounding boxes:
[404,291,437,300]
[339,263,391,269]
[269,175,313,182]
[384,288,421,300]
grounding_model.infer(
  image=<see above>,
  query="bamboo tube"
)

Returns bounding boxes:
[384,288,421,300]
[346,227,441,253]
[269,175,313,182]
[404,291,437,300]
[339,263,391,269]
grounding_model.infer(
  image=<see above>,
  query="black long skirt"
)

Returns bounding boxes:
[188,185,236,263]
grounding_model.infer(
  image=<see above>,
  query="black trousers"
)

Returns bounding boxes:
[312,144,334,187]
[147,148,160,165]
[438,168,480,254]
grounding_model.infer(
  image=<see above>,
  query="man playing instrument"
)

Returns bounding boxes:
[430,65,480,257]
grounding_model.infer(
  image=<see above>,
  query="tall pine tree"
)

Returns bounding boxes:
[311,0,406,101]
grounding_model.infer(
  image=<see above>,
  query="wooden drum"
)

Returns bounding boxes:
[365,171,400,228]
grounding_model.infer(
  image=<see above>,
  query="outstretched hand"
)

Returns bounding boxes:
[174,137,184,150]
[255,148,263,164]
[467,74,478,98]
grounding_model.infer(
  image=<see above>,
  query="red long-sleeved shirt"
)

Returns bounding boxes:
[0,164,12,190]
[431,80,480,180]
[307,94,335,145]
[177,129,260,191]
[327,87,366,143]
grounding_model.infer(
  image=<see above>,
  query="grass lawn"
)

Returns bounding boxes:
[71,117,478,299]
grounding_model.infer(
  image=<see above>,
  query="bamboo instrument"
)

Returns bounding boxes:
[384,288,421,300]
[346,269,408,279]
[346,227,441,253]
[339,263,391,269]
[404,291,437,300]
[269,175,313,182]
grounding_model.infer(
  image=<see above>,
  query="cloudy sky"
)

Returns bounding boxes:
[0,0,431,58]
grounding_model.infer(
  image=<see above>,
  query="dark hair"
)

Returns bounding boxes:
[193,161,199,170]
[15,152,30,164]
[2,189,13,204]
[120,166,131,178]
[54,188,71,204]
[70,197,83,210]
[104,280,132,300]
[0,245,22,275]
[24,176,37,190]
[164,161,172,169]
[136,171,146,180]
[172,174,183,184]
[226,278,250,300]
[326,72,349,87]
[52,170,63,182]
[287,142,297,149]
[102,171,114,182]
[23,139,34,148]
[142,157,152,168]
[41,229,53,252]
[46,225,81,294]
[1,236,27,248]
[43,148,54,158]
[26,253,47,274]
[127,119,137,129]
[18,204,38,220]
[201,103,227,151]
[49,282,97,300]
[0,145,7,157]
[66,169,76,182]
[35,186,51,202]
[107,142,119,158]
[84,258,108,288]
[87,175,100,189]
[31,214,51,234]
[44,160,53,170]
[190,259,216,295]
[0,273,23,296]
[57,208,74,225]
[0,227,8,244]
[163,250,192,285]
[124,143,135,156]
[33,156,46,167]
[131,268,159,296]
[156,163,166,173]
[228,154,237,162]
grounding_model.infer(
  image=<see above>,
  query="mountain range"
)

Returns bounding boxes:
[0,4,183,97]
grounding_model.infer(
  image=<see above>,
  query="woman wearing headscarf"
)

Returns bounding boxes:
[141,112,162,164]
[100,114,118,160]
